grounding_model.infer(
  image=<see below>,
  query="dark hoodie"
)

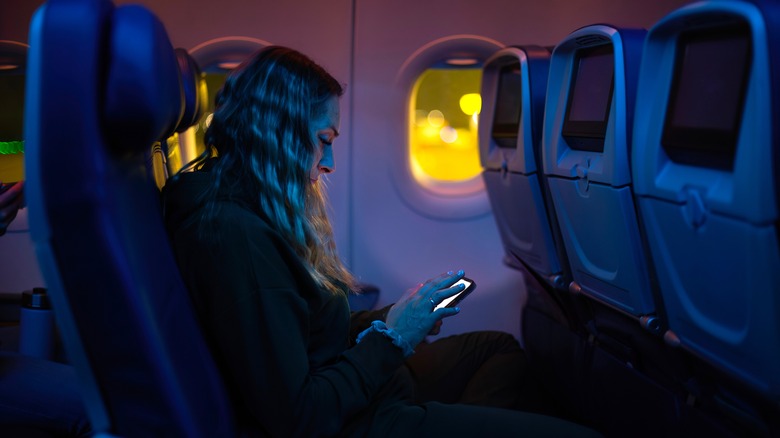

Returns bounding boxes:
[162,169,414,437]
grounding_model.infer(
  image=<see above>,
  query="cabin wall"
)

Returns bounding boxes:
[0,0,692,340]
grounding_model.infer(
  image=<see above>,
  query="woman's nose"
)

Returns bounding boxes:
[318,146,335,174]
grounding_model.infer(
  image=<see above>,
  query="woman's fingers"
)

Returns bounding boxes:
[420,270,463,297]
[432,306,460,319]
[386,271,467,347]
[421,270,464,304]
[428,282,465,309]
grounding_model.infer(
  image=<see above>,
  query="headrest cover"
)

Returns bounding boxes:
[104,5,184,153]
[174,48,206,133]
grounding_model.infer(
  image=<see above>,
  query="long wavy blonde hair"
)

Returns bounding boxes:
[186,46,357,294]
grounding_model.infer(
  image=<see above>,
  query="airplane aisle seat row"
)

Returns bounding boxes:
[541,25,688,435]
[24,0,239,435]
[633,0,780,420]
[480,27,685,436]
[480,0,780,436]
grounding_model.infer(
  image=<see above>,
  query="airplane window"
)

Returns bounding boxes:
[409,66,483,183]
[163,71,227,174]
[0,73,26,182]
[190,72,228,162]
[164,132,184,174]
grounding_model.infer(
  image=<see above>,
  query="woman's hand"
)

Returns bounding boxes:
[385,270,465,349]
[0,181,24,237]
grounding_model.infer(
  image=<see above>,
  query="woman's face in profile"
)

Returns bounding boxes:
[309,96,341,184]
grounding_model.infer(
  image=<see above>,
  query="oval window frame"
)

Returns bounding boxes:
[393,35,503,220]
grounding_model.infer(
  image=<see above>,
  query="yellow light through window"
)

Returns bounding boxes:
[409,67,482,183]
[459,93,482,116]
[0,73,25,182]
[163,72,226,175]
[192,72,228,157]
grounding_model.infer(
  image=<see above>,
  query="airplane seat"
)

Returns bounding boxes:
[533,24,724,435]
[24,0,238,435]
[479,45,596,423]
[174,48,207,134]
[541,24,660,325]
[150,48,207,190]
[478,45,571,290]
[633,0,780,433]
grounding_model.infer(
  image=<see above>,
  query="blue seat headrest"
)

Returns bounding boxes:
[174,48,206,133]
[104,4,183,153]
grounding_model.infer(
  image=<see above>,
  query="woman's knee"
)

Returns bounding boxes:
[469,331,524,356]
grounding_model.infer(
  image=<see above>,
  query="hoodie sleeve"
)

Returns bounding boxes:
[349,304,392,346]
[170,202,408,437]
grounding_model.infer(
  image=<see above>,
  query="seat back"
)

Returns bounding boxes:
[479,46,572,291]
[150,48,208,190]
[541,25,659,321]
[174,48,208,134]
[24,0,237,435]
[633,0,780,401]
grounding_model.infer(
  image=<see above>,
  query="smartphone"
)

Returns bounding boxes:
[435,277,476,311]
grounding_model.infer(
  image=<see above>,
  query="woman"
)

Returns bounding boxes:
[163,46,600,437]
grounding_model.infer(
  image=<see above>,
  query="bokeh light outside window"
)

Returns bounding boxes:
[409,66,482,183]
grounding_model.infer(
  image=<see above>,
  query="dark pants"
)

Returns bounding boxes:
[387,331,602,437]
[378,401,603,438]
[404,331,536,410]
